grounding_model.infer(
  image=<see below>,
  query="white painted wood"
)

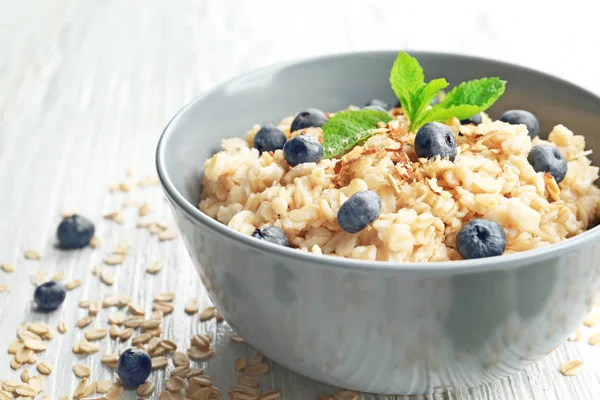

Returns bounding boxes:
[0,0,599,399]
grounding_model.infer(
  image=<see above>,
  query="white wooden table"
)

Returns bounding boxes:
[1,1,599,399]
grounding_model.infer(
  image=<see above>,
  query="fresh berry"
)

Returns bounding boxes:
[251,226,289,246]
[456,218,506,259]
[290,109,328,132]
[460,113,483,125]
[414,121,457,161]
[57,214,95,249]
[282,135,323,166]
[337,190,382,234]
[365,99,389,110]
[34,281,67,311]
[363,105,387,112]
[499,109,540,137]
[527,144,568,183]
[117,348,152,387]
[253,126,287,153]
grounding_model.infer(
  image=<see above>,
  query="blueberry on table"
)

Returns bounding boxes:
[282,135,323,166]
[364,99,389,110]
[337,190,382,234]
[34,281,67,311]
[251,226,289,246]
[57,214,95,249]
[363,105,387,112]
[414,122,457,161]
[456,218,506,259]
[117,348,152,388]
[253,126,287,153]
[460,113,483,125]
[527,144,568,183]
[290,109,328,132]
[499,109,540,137]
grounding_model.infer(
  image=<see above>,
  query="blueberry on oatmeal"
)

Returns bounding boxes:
[528,143,568,183]
[34,281,67,311]
[57,214,95,249]
[282,134,323,166]
[253,126,287,153]
[414,121,457,161]
[251,226,289,246]
[364,99,389,110]
[290,108,328,132]
[499,109,540,137]
[337,190,382,234]
[456,219,506,259]
[460,113,483,125]
[117,348,152,387]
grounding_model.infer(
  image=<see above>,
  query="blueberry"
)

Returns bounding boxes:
[365,99,389,110]
[57,214,95,249]
[290,108,328,132]
[34,281,66,311]
[117,348,152,388]
[499,109,540,137]
[460,113,483,125]
[337,190,382,234]
[414,122,457,161]
[253,126,287,153]
[251,226,289,246]
[363,105,387,112]
[282,135,323,166]
[527,144,568,183]
[394,100,402,108]
[456,218,506,259]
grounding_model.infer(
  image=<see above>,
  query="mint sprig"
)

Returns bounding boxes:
[320,51,506,159]
[390,51,505,131]
[321,110,392,159]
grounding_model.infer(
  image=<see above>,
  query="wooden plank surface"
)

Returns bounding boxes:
[1,1,599,399]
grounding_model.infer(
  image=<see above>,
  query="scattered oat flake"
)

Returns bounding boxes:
[568,329,582,342]
[165,377,185,392]
[249,352,264,365]
[258,390,281,400]
[24,339,47,352]
[119,328,134,341]
[139,203,151,216]
[173,351,190,367]
[15,384,37,397]
[107,382,125,400]
[157,391,172,400]
[154,292,175,302]
[187,368,205,378]
[584,313,600,327]
[100,270,115,286]
[146,260,163,274]
[185,298,199,314]
[560,360,583,376]
[50,270,65,281]
[77,316,94,329]
[159,339,177,351]
[84,327,108,341]
[104,254,125,265]
[96,380,112,393]
[20,369,30,383]
[89,301,101,315]
[588,332,600,346]
[200,306,216,321]
[0,284,8,293]
[231,334,245,343]
[109,311,126,325]
[36,361,52,375]
[24,250,41,260]
[187,346,215,361]
[237,375,259,388]
[89,236,100,248]
[56,320,67,334]
[158,229,177,241]
[235,356,247,371]
[152,301,174,314]
[244,363,270,377]
[73,363,91,378]
[171,366,190,378]
[1,263,15,273]
[151,356,168,369]
[101,354,119,368]
[66,279,83,290]
[228,386,259,400]
[137,381,155,396]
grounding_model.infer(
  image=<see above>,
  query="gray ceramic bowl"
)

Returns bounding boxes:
[156,51,600,394]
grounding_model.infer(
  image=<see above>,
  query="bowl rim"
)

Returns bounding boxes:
[156,49,600,273]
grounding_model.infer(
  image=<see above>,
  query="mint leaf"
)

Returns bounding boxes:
[416,77,506,129]
[321,110,393,158]
[389,52,424,118]
[411,78,449,126]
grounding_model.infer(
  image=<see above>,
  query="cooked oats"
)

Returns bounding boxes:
[200,118,600,261]
[560,359,583,376]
